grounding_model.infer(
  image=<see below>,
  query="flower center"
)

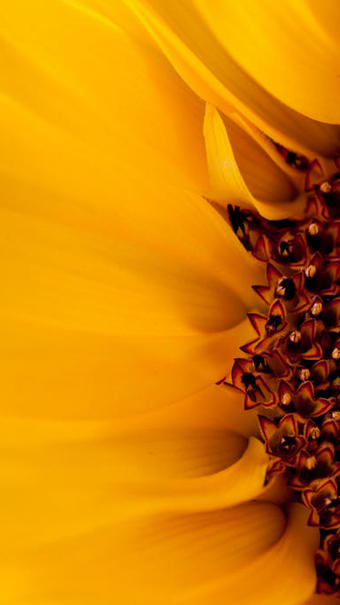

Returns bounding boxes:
[224,154,340,596]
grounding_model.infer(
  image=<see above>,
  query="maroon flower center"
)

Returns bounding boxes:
[223,153,340,597]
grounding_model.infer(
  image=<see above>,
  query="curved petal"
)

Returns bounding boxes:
[181,503,319,605]
[126,0,340,156]
[0,502,286,604]
[204,104,305,220]
[128,436,268,514]
[0,1,264,418]
[0,0,208,191]
[0,385,262,551]
[196,0,340,124]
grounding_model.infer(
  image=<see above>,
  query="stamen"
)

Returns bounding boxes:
[290,330,301,343]
[332,347,340,360]
[298,368,311,381]
[308,222,319,236]
[305,264,317,278]
[281,392,292,406]
[311,301,323,316]
[320,181,332,194]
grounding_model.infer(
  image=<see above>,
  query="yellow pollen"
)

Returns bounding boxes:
[298,368,310,381]
[305,265,316,278]
[310,427,321,440]
[281,392,292,405]
[320,181,332,194]
[290,330,301,343]
[311,301,323,316]
[332,347,340,360]
[308,222,319,235]
[323,497,333,507]
[305,456,317,470]
[276,280,287,297]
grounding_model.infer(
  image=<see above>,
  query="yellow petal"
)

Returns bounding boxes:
[0,385,261,554]
[1,501,286,604]
[0,391,267,561]
[196,0,340,124]
[0,0,208,191]
[126,0,340,156]
[180,503,318,605]
[204,104,304,220]
[0,1,263,418]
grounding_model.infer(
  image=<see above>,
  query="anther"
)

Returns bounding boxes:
[279,240,292,257]
[275,277,296,300]
[290,330,301,343]
[252,355,266,372]
[310,427,321,440]
[328,411,340,422]
[308,222,319,236]
[324,497,333,508]
[280,435,296,450]
[305,455,317,470]
[320,181,332,194]
[276,280,287,297]
[311,301,323,316]
[332,347,340,360]
[305,264,317,278]
[298,368,311,381]
[266,314,282,332]
[281,392,292,406]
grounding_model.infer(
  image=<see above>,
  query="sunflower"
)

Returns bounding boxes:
[2,1,340,604]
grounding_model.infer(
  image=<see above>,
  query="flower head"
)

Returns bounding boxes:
[3,1,340,604]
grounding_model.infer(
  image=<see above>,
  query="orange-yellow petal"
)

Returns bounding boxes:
[0,502,285,604]
[181,503,318,605]
[196,0,340,124]
[0,1,263,419]
[204,104,304,220]
[127,0,340,156]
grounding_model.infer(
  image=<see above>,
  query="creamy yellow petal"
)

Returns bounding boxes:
[196,0,340,124]
[204,104,304,220]
[0,2,263,418]
[126,0,340,156]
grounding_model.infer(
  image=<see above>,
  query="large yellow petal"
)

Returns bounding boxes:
[0,386,277,603]
[181,503,318,605]
[0,0,207,191]
[0,385,262,553]
[0,502,285,605]
[126,0,340,156]
[0,1,263,418]
[196,0,340,124]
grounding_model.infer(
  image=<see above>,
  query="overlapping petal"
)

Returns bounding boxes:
[195,0,340,124]
[0,0,263,419]
[0,2,324,604]
[0,391,312,604]
[127,0,340,156]
[204,104,305,220]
